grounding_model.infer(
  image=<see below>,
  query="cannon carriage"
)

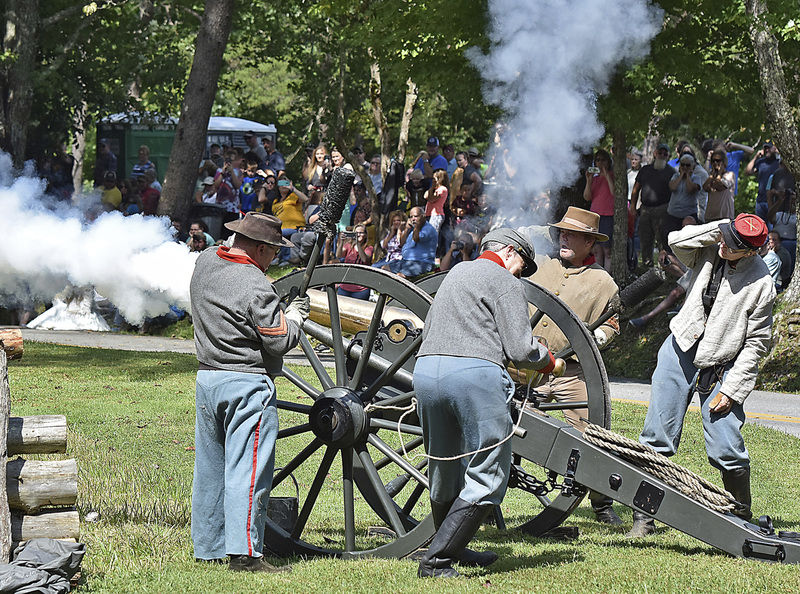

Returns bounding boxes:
[264,167,800,564]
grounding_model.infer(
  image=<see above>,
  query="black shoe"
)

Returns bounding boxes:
[626,510,656,538]
[228,555,291,573]
[721,467,752,521]
[418,498,493,578]
[428,499,497,568]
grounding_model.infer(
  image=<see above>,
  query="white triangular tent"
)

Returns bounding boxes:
[28,285,111,331]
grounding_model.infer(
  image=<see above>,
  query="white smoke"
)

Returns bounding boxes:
[469,0,663,224]
[0,152,196,325]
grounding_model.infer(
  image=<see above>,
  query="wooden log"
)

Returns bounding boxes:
[0,350,10,561]
[11,508,80,542]
[0,329,23,360]
[6,458,78,514]
[8,415,68,454]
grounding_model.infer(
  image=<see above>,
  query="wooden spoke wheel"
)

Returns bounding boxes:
[269,265,434,558]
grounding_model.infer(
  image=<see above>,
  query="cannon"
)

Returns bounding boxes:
[264,263,800,564]
[264,168,800,563]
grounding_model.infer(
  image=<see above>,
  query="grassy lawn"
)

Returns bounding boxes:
[6,342,800,592]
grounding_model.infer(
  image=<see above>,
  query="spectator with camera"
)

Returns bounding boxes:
[256,174,279,214]
[372,210,407,269]
[335,225,374,300]
[745,141,781,222]
[664,154,703,236]
[702,148,736,222]
[439,232,476,271]
[214,148,244,238]
[583,149,615,272]
[271,176,309,264]
[386,206,437,278]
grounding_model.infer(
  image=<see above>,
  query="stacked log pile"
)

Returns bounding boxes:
[0,329,79,561]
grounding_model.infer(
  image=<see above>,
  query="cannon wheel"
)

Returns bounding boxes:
[414,270,611,535]
[270,265,434,559]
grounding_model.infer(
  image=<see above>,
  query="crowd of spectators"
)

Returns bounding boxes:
[56,128,797,312]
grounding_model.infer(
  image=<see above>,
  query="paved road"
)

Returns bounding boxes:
[15,328,800,438]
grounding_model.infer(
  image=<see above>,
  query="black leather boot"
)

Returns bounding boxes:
[429,499,497,568]
[418,498,493,578]
[590,491,623,525]
[625,510,656,538]
[721,467,752,521]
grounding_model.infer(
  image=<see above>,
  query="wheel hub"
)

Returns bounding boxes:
[309,387,367,447]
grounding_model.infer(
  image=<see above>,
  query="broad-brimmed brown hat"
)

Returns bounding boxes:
[549,206,608,242]
[225,212,293,247]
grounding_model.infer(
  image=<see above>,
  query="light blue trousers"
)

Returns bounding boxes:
[640,335,749,472]
[413,355,515,506]
[192,370,278,559]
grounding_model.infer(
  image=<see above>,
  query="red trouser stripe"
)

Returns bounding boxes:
[246,418,262,556]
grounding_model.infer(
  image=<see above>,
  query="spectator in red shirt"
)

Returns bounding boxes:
[583,149,614,272]
[336,225,373,300]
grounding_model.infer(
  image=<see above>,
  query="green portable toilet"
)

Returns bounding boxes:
[97,113,178,183]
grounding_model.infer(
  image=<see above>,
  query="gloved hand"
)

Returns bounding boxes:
[593,327,609,348]
[532,350,566,377]
[285,295,310,326]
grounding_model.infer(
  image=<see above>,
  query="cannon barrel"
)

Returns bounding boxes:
[307,287,424,335]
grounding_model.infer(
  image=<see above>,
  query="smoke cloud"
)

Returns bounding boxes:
[469,0,663,224]
[0,152,196,325]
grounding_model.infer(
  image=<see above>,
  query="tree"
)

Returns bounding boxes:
[159,0,234,220]
[745,0,800,302]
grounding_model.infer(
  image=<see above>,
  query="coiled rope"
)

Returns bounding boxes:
[584,424,737,514]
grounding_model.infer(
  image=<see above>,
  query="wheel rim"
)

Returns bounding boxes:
[270,265,434,558]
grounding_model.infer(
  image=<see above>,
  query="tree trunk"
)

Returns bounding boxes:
[71,101,87,197]
[745,0,800,302]
[158,0,234,221]
[0,350,10,561]
[611,128,629,284]
[396,78,418,166]
[335,46,347,144]
[368,51,392,246]
[1,0,40,166]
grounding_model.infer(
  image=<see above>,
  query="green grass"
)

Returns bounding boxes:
[7,342,800,592]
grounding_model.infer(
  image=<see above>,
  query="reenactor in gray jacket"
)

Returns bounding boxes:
[190,213,309,572]
[629,214,775,537]
[414,228,557,578]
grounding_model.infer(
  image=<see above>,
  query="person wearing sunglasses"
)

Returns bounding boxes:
[628,213,775,537]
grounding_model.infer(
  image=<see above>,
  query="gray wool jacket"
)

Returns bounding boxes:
[668,222,776,403]
[417,257,551,370]
[190,247,302,375]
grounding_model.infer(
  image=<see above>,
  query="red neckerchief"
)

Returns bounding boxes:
[582,254,596,266]
[216,245,265,272]
[477,250,507,270]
